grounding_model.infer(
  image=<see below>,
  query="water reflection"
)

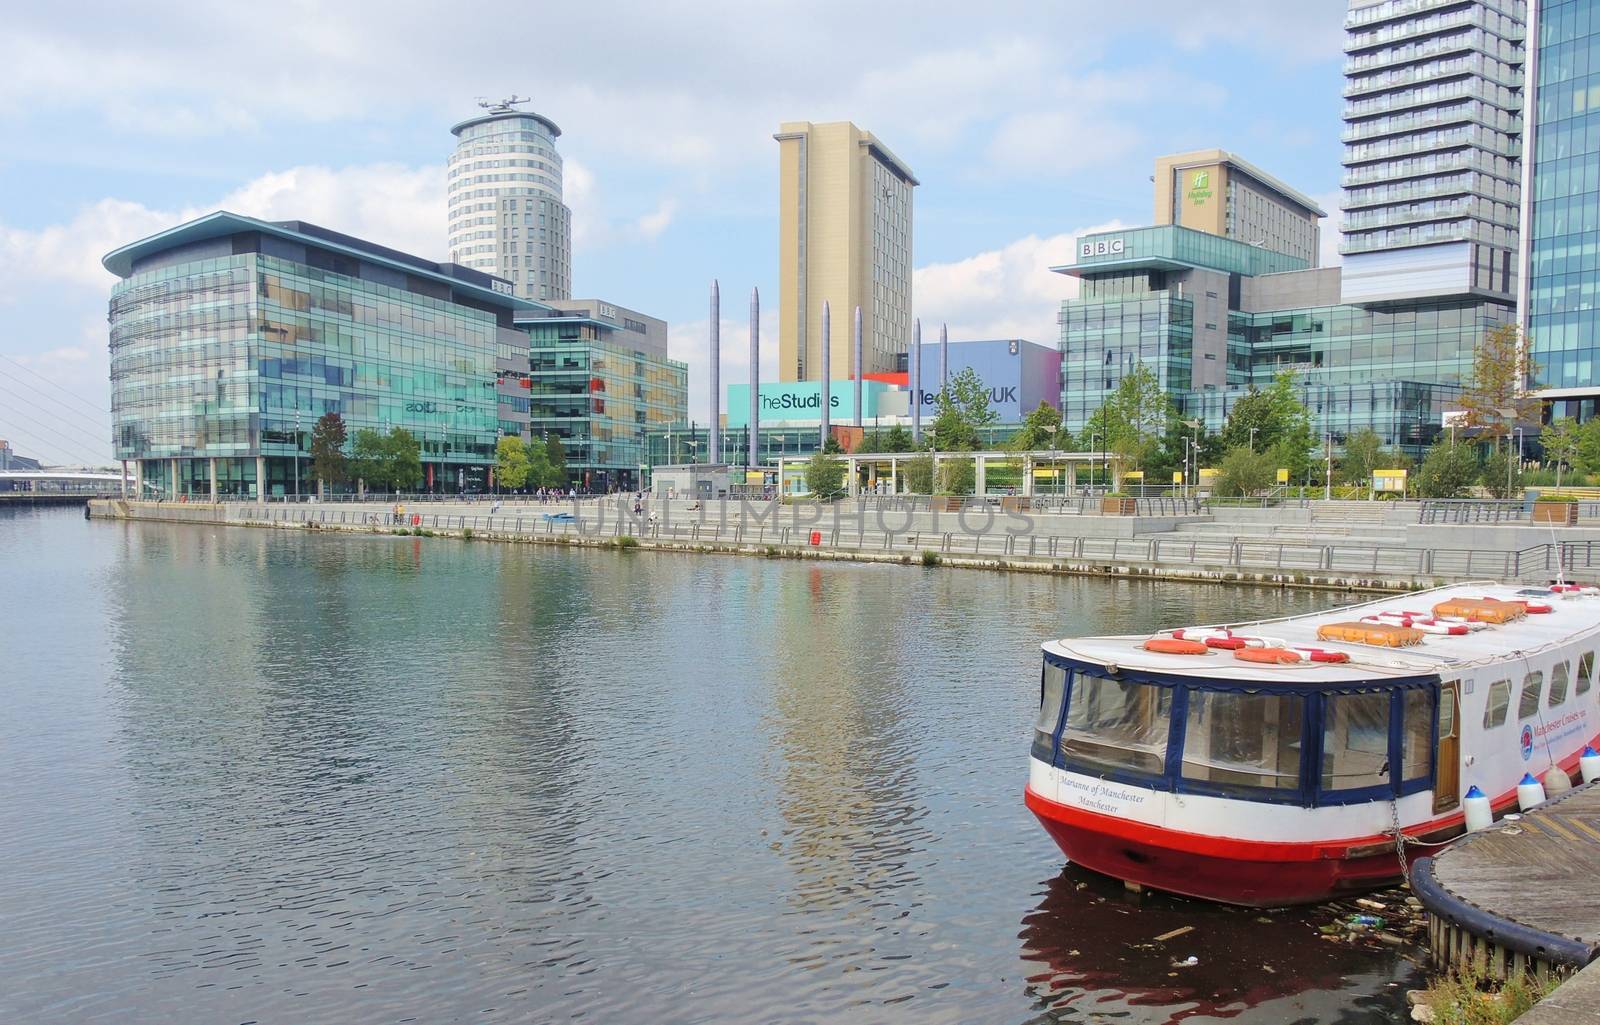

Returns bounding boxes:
[0,508,1420,1024]
[1020,867,1414,1024]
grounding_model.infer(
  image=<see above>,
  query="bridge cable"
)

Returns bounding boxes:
[0,354,111,417]
[0,377,113,454]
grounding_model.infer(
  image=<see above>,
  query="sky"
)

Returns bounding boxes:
[0,0,1351,466]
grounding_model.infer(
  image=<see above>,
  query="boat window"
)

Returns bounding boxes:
[1483,679,1511,729]
[1321,691,1392,792]
[1518,671,1543,720]
[1180,690,1302,792]
[1058,674,1173,777]
[1400,688,1433,784]
[1036,662,1069,735]
[1579,652,1594,696]
[1549,662,1570,708]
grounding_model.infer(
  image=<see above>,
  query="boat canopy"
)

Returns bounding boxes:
[1032,651,1439,808]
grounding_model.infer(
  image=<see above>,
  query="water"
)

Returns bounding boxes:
[0,507,1422,1024]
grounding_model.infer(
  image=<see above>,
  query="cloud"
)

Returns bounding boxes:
[0,163,445,293]
[913,221,1127,344]
[671,304,778,423]
[1312,188,1344,269]
[634,199,678,241]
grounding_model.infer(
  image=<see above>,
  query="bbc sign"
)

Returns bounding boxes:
[1079,238,1126,258]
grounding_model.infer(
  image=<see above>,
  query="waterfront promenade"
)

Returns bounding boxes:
[90,495,1600,592]
[1411,781,1600,1023]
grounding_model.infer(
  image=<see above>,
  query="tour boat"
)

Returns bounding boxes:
[1025,583,1600,906]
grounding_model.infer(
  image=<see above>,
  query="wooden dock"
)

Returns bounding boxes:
[1412,779,1600,981]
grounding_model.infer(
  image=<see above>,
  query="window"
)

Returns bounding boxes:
[1058,675,1173,776]
[1401,688,1433,784]
[1180,690,1302,792]
[1580,652,1594,696]
[1550,662,1571,708]
[1035,663,1068,738]
[1518,672,1543,719]
[1321,691,1391,792]
[1483,679,1511,728]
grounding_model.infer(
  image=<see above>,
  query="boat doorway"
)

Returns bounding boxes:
[1434,681,1461,814]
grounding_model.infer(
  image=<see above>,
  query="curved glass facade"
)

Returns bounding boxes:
[108,218,523,498]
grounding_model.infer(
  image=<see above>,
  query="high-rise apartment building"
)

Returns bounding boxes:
[1523,0,1600,416]
[1340,0,1527,304]
[448,98,573,303]
[774,121,917,382]
[1153,149,1327,265]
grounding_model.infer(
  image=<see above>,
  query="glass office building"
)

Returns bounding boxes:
[1525,0,1600,416]
[520,300,688,491]
[104,212,540,499]
[1059,225,1515,454]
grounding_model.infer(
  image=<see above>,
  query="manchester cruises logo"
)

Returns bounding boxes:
[1520,724,1534,760]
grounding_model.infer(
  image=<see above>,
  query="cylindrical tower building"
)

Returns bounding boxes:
[448,99,573,302]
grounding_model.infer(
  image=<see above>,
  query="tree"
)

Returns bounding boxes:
[1480,447,1524,499]
[929,366,997,452]
[1006,401,1064,452]
[1338,427,1413,487]
[350,428,389,491]
[1543,417,1581,490]
[938,457,976,495]
[386,429,423,492]
[1215,445,1275,497]
[543,434,568,488]
[1577,418,1600,477]
[804,451,846,498]
[902,452,934,494]
[1416,439,1479,499]
[1458,323,1538,451]
[496,435,531,491]
[524,437,552,489]
[863,425,914,453]
[1220,372,1314,479]
[822,435,844,455]
[1085,364,1172,472]
[308,412,348,494]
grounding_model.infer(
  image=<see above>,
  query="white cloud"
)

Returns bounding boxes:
[671,302,778,424]
[634,199,678,241]
[1313,188,1344,269]
[0,163,445,294]
[913,221,1127,344]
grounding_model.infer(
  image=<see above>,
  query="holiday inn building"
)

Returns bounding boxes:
[104,211,541,499]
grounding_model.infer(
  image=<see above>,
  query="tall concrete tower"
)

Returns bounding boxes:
[448,96,573,302]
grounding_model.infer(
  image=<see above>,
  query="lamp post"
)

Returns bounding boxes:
[1182,419,1202,498]
[1088,433,1100,493]
[1496,407,1519,499]
[1248,426,1258,452]
[294,409,301,501]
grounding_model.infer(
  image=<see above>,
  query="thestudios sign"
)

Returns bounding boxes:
[725,382,887,427]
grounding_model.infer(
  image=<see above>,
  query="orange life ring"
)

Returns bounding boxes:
[1205,636,1249,650]
[1234,647,1303,665]
[1143,638,1211,655]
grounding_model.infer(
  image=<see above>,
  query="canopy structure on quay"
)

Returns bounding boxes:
[773,449,1129,497]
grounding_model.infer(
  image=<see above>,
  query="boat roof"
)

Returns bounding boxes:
[1043,583,1600,685]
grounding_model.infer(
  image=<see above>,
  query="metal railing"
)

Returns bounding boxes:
[215,502,1600,584]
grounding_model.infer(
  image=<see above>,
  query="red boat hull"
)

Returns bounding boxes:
[1025,786,1407,907]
